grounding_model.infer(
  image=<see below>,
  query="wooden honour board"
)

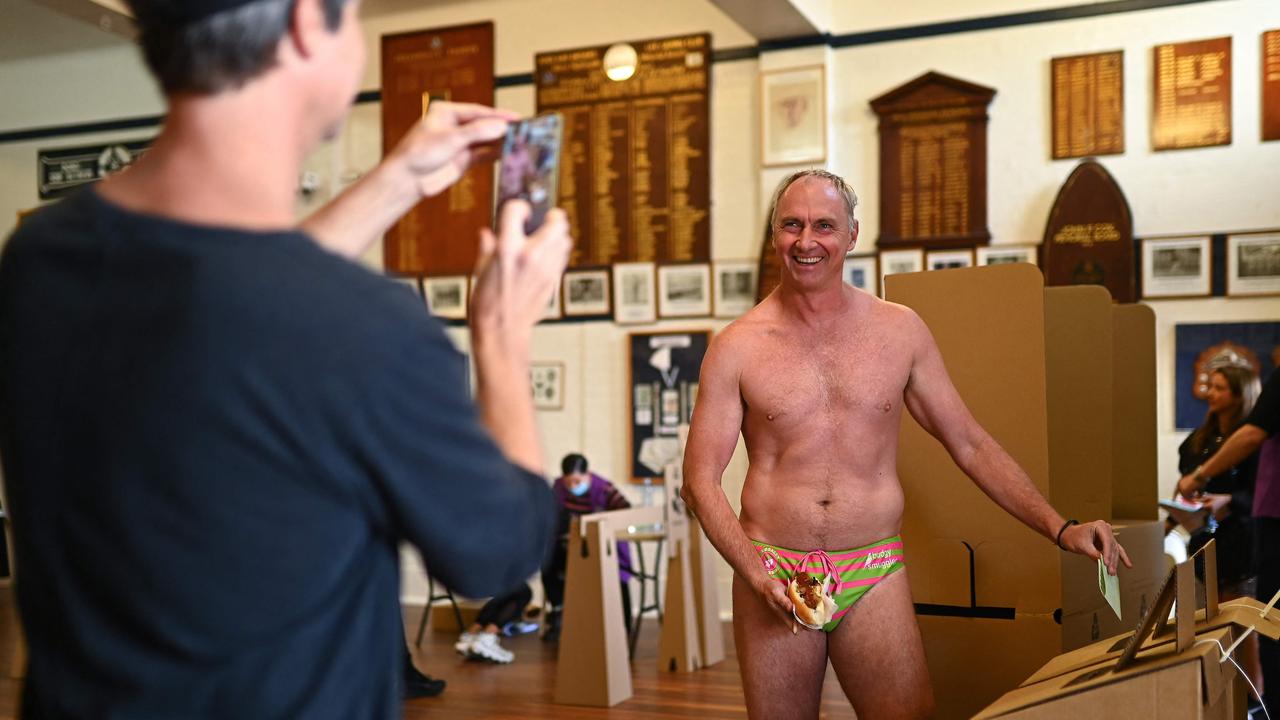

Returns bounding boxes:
[870,72,995,249]
[381,23,495,275]
[1051,51,1124,159]
[536,33,711,268]
[1264,30,1280,142]
[1152,36,1232,151]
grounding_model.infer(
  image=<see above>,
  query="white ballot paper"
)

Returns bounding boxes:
[1098,558,1122,620]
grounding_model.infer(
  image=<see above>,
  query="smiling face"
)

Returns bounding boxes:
[771,176,858,290]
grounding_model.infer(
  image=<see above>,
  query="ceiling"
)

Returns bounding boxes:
[0,0,129,63]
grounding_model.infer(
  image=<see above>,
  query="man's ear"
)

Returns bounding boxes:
[847,219,859,253]
[288,0,328,60]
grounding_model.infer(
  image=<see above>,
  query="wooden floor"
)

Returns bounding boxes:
[0,589,857,718]
[402,606,858,719]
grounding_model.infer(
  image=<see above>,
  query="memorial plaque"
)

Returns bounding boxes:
[1051,51,1124,159]
[381,23,494,275]
[1152,36,1232,151]
[536,33,711,267]
[1042,159,1135,303]
[1264,30,1280,142]
[870,72,994,249]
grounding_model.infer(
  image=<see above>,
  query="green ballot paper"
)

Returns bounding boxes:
[1098,558,1121,620]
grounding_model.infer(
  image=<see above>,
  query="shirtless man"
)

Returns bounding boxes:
[680,170,1131,719]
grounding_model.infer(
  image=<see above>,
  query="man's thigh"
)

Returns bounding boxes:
[827,569,934,719]
[732,574,828,720]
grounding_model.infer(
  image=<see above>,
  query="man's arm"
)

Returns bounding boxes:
[301,102,516,258]
[1175,425,1268,497]
[680,332,793,621]
[899,310,1131,574]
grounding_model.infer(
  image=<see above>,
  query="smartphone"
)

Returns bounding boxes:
[495,112,563,235]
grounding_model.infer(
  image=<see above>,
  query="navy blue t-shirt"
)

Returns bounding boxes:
[0,188,554,718]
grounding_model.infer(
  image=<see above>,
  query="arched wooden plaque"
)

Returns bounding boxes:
[1041,159,1135,303]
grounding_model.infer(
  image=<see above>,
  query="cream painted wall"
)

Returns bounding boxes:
[830,0,1123,34]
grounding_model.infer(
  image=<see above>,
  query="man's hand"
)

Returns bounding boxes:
[391,101,518,199]
[1175,472,1203,499]
[1060,520,1133,576]
[754,575,795,628]
[470,201,571,347]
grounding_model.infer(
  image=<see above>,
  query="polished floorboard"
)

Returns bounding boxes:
[0,589,857,718]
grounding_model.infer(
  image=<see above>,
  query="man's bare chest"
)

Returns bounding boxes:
[737,329,912,426]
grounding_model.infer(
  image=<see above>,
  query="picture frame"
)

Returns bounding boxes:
[1227,232,1280,297]
[562,268,612,317]
[842,254,879,295]
[926,248,975,271]
[658,263,712,318]
[976,244,1038,266]
[422,276,468,320]
[530,361,564,411]
[628,331,711,482]
[760,65,826,167]
[1140,236,1212,299]
[613,262,657,324]
[712,260,758,318]
[878,248,924,298]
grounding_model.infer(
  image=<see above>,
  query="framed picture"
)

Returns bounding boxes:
[658,263,712,318]
[976,245,1038,266]
[760,65,826,167]
[713,261,758,317]
[926,248,975,271]
[1140,236,1212,298]
[422,276,468,320]
[878,248,924,297]
[562,268,611,317]
[530,361,564,410]
[613,262,657,324]
[1227,233,1280,296]
[628,331,710,481]
[842,254,878,295]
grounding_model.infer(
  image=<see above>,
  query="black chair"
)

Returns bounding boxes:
[414,576,464,646]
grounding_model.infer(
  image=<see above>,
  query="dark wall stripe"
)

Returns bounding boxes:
[0,0,1229,145]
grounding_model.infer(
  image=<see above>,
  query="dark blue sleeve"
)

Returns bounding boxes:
[350,306,555,599]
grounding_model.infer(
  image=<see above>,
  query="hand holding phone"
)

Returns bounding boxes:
[495,113,564,235]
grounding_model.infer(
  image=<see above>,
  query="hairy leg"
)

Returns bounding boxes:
[732,574,829,719]
[828,569,934,719]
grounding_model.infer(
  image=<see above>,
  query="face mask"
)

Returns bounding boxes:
[569,481,589,497]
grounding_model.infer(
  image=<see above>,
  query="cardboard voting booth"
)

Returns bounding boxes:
[885,265,1164,719]
[978,543,1280,719]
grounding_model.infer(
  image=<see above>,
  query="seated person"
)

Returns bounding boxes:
[542,454,634,641]
[453,584,534,664]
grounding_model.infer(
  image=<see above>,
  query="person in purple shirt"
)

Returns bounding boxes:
[542,453,635,642]
[1179,367,1280,709]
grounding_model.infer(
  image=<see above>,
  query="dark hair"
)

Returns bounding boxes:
[126,0,350,94]
[561,453,588,476]
[1189,365,1261,455]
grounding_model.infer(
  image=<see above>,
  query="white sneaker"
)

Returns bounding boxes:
[454,632,477,656]
[466,632,514,664]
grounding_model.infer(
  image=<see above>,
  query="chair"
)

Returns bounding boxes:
[414,576,464,646]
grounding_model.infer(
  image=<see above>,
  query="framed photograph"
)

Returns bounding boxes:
[878,248,924,297]
[976,245,1038,266]
[1140,236,1212,298]
[658,263,712,318]
[530,361,564,410]
[842,254,878,295]
[613,262,657,324]
[760,65,826,167]
[562,268,611,317]
[422,276,468,320]
[713,261,758,317]
[1227,233,1280,296]
[926,248,975,271]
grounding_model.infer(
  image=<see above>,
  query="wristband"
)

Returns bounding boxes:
[1055,519,1079,550]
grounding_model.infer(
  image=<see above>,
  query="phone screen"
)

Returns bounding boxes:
[495,112,564,234]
